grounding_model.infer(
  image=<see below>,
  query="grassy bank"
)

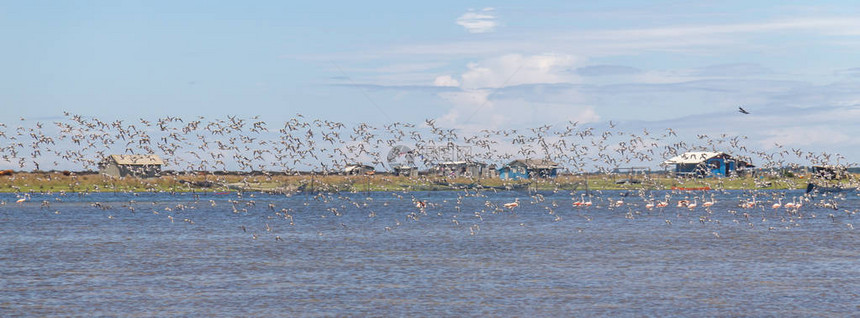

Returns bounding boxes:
[2,171,855,194]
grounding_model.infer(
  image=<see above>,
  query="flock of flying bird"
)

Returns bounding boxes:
[0,111,848,174]
[0,112,858,238]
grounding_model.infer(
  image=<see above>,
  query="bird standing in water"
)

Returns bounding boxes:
[503,198,519,209]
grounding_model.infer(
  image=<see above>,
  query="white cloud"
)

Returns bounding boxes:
[436,90,497,127]
[459,53,580,89]
[432,53,597,129]
[433,75,460,87]
[456,8,498,34]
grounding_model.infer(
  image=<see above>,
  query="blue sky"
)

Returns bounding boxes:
[3,1,860,167]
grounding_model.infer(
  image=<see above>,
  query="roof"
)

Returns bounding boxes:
[662,152,724,165]
[438,161,486,166]
[344,164,374,172]
[508,159,560,169]
[109,154,164,166]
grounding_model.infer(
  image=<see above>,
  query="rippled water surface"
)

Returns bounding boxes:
[2,190,859,316]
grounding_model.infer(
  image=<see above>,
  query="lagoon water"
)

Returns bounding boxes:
[1,190,859,316]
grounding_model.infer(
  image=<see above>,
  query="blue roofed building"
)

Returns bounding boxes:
[663,152,753,177]
[498,159,561,180]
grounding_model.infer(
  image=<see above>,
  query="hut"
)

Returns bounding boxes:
[343,164,375,175]
[99,154,164,178]
[498,159,560,180]
[432,161,492,179]
[663,152,752,177]
[392,166,418,177]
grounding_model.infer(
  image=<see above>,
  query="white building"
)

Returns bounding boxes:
[99,154,164,178]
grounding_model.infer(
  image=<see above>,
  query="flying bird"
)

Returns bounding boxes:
[738,106,750,114]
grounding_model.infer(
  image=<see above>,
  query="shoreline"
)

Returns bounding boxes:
[2,171,854,193]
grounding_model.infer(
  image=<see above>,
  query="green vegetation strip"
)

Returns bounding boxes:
[2,172,854,194]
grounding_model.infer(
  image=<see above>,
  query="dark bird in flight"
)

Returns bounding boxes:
[738,106,750,114]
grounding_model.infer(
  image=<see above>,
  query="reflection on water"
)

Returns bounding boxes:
[1,190,858,316]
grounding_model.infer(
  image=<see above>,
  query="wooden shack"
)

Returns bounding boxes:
[392,165,418,177]
[343,164,375,175]
[99,154,164,178]
[432,161,492,179]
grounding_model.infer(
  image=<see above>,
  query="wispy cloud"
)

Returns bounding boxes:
[456,8,498,34]
[331,83,459,93]
[306,15,860,62]
[585,18,860,40]
[691,63,774,78]
[576,65,642,77]
[836,67,860,77]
